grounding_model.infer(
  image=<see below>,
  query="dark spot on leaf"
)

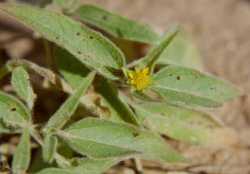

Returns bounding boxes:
[77,51,82,55]
[89,36,94,39]
[55,36,59,40]
[76,32,80,36]
[10,108,16,111]
[132,132,139,137]
[176,76,181,80]
[102,15,108,20]
[116,29,123,37]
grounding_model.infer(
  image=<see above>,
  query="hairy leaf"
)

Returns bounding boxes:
[157,31,203,70]
[59,118,184,163]
[1,4,125,79]
[95,79,139,125]
[42,134,58,163]
[11,66,35,109]
[51,0,80,12]
[0,91,31,121]
[55,47,90,89]
[132,101,221,144]
[0,121,11,133]
[44,72,95,132]
[151,65,239,107]
[138,27,179,71]
[36,158,118,174]
[12,128,31,174]
[37,168,72,174]
[2,111,27,130]
[75,4,159,44]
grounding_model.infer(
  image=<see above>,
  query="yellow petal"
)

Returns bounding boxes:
[142,67,149,75]
[128,72,134,79]
[130,79,135,84]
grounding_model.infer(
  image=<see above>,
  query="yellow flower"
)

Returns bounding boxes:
[128,67,151,91]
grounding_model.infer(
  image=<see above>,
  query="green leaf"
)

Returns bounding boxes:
[95,79,139,125]
[157,30,203,70]
[50,0,81,15]
[75,4,159,44]
[29,149,53,173]
[0,91,31,121]
[51,0,80,12]
[43,72,95,133]
[42,134,58,163]
[11,66,36,109]
[151,65,239,107]
[72,158,118,174]
[12,128,31,174]
[130,27,179,71]
[1,4,125,80]
[59,118,184,163]
[55,47,90,89]
[36,168,72,174]
[2,111,27,129]
[36,158,118,174]
[0,121,11,134]
[131,101,221,144]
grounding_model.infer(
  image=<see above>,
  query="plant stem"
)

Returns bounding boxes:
[30,127,71,168]
[30,127,43,146]
[134,158,144,174]
[0,65,10,80]
[43,39,54,70]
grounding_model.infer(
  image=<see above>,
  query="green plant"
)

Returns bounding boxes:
[0,1,240,174]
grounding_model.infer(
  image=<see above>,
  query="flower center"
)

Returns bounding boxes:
[128,67,151,91]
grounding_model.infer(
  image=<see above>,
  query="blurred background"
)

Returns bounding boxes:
[0,0,250,173]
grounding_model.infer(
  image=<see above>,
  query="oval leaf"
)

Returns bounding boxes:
[151,65,239,107]
[36,158,118,174]
[138,27,179,71]
[1,4,125,79]
[0,121,12,134]
[36,168,72,174]
[42,134,58,163]
[12,128,31,174]
[59,118,184,163]
[131,101,221,145]
[43,72,95,133]
[75,4,159,44]
[0,91,31,121]
[54,47,90,89]
[157,30,204,70]
[11,66,36,109]
[95,79,139,125]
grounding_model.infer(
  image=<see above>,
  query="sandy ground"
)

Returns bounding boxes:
[0,0,250,173]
